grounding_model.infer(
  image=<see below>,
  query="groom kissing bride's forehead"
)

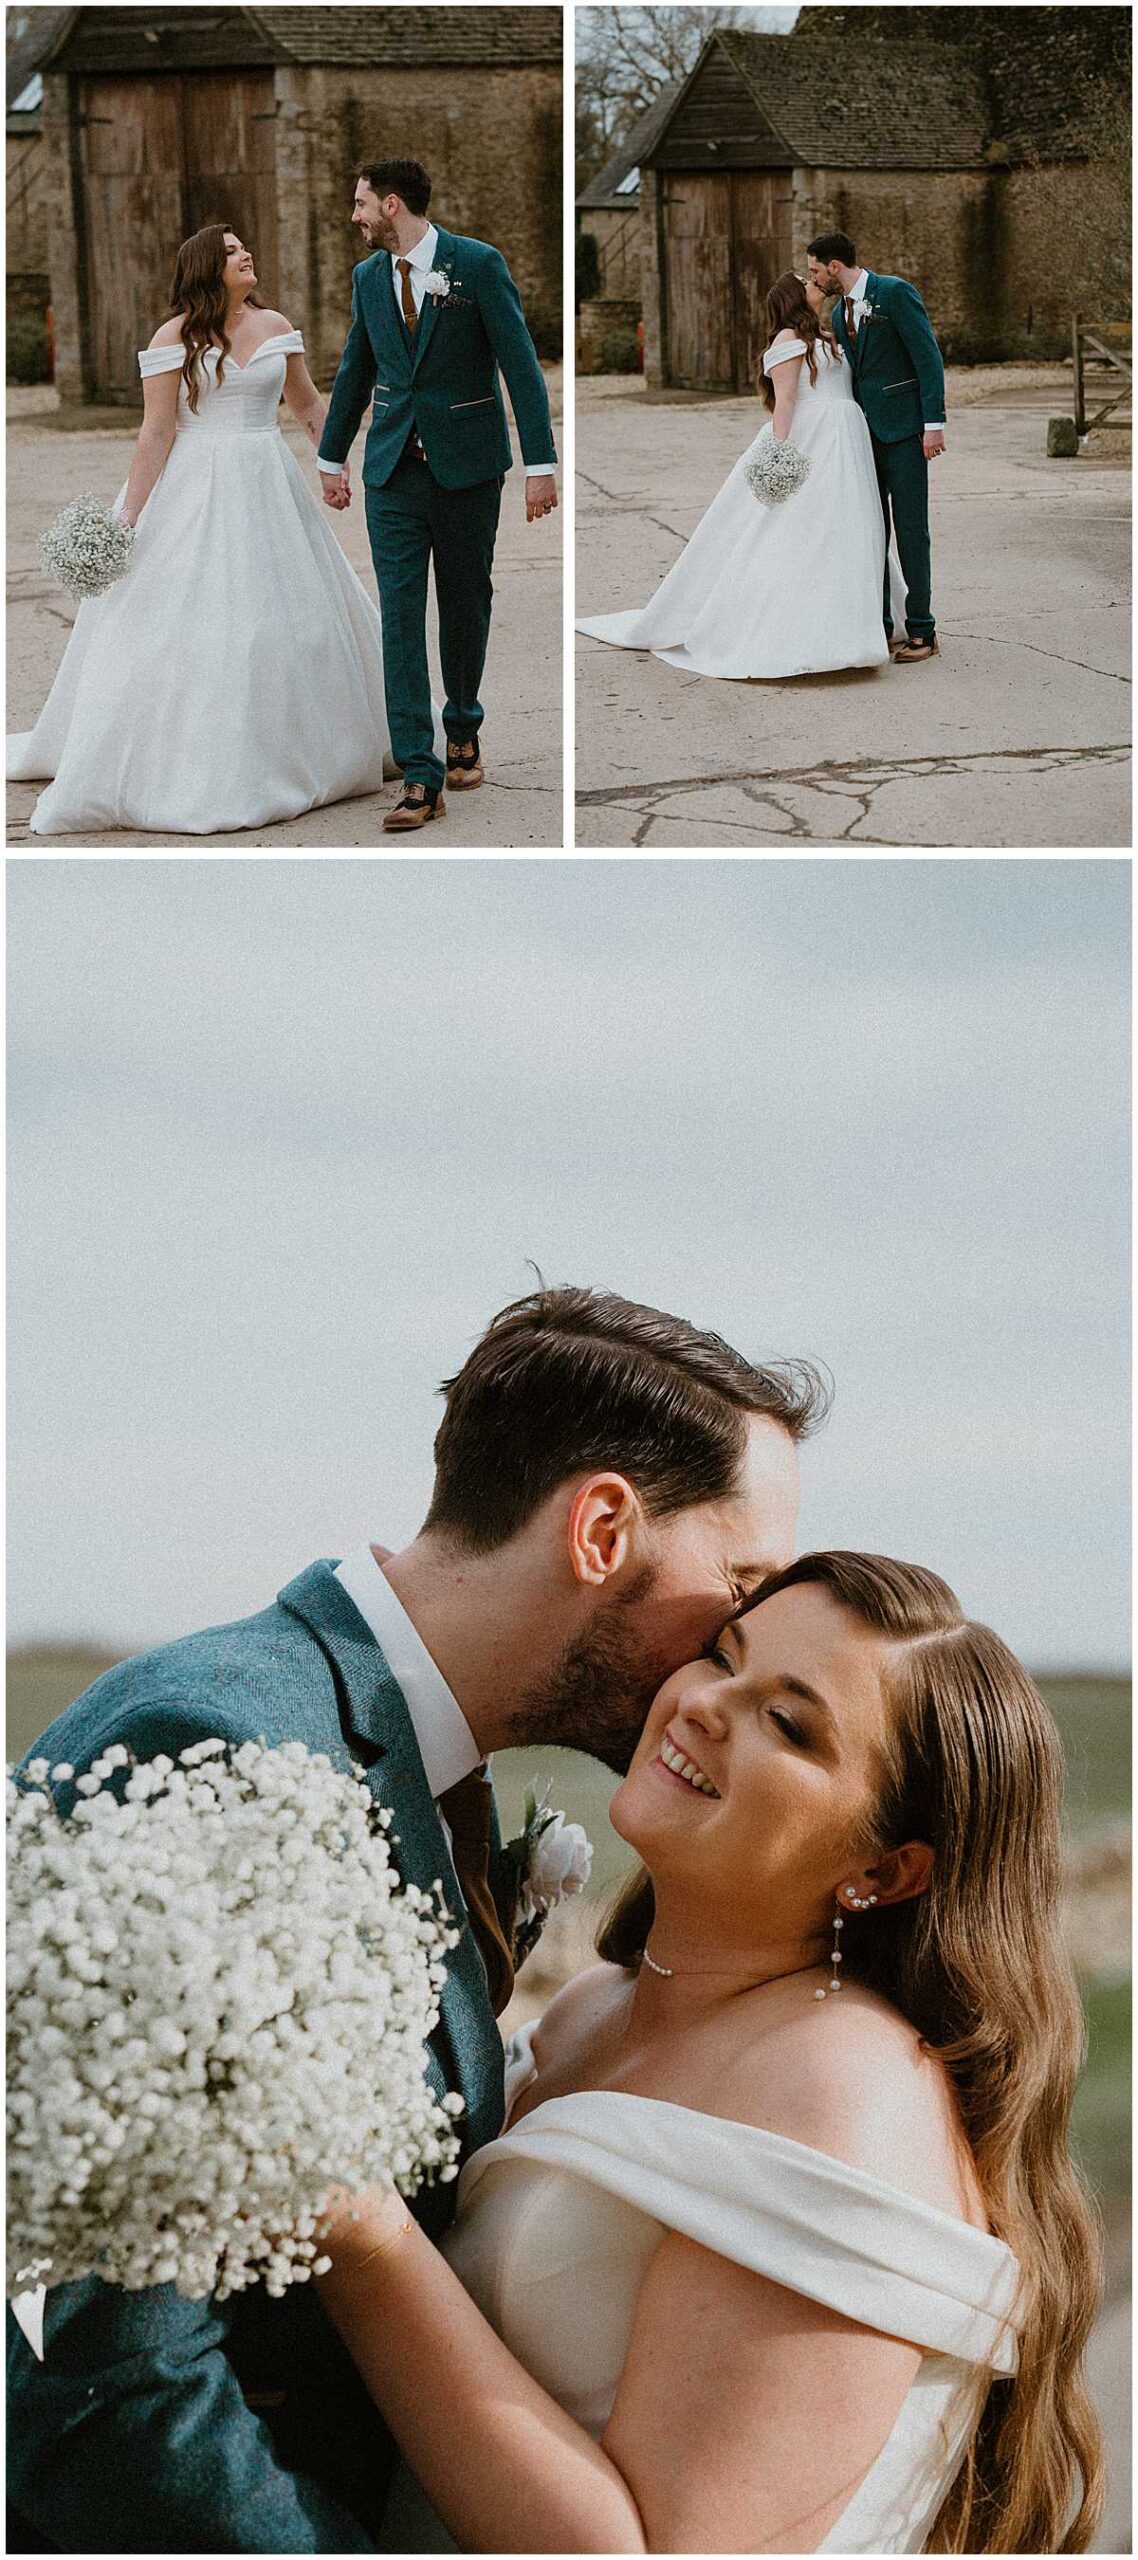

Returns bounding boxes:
[383,1284,825,1769]
[9,1286,826,2552]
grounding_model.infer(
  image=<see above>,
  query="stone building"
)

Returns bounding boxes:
[9,4,561,403]
[575,87,678,374]
[622,5,1130,390]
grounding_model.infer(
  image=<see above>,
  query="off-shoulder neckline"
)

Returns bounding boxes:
[500,2083,1009,2257]
[138,330,299,367]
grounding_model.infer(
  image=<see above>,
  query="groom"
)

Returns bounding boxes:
[318,158,558,832]
[807,231,946,665]
[8,1285,823,2553]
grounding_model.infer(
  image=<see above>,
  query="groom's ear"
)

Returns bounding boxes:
[565,1473,641,1587]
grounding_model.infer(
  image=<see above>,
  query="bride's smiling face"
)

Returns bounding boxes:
[609,1583,897,1920]
[222,234,256,295]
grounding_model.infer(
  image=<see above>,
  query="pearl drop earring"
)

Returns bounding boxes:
[813,1886,878,2000]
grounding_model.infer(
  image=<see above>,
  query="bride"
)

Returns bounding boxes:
[314,1551,1102,2554]
[7,225,431,838]
[577,272,889,680]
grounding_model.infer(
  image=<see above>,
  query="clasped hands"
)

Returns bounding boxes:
[319,464,559,520]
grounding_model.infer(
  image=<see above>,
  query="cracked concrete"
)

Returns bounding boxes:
[575,368,1130,849]
[6,376,563,850]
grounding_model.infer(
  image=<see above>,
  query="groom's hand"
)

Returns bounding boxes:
[923,429,946,460]
[525,474,558,524]
[321,466,351,510]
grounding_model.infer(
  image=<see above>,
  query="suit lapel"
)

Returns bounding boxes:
[412,227,457,376]
[368,254,412,381]
[277,1562,505,2157]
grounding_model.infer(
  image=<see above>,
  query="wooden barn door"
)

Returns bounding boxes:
[662,167,793,390]
[79,72,278,401]
[730,171,794,392]
[181,74,279,305]
[661,172,734,388]
[79,77,184,400]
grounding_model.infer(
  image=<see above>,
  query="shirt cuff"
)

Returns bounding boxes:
[524,465,556,480]
[316,458,345,474]
[924,422,945,432]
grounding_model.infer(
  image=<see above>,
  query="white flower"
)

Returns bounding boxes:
[744,436,812,505]
[423,271,451,300]
[7,1739,463,2322]
[40,497,134,601]
[526,1812,592,1912]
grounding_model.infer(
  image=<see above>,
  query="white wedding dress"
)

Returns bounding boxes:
[7,331,434,837]
[577,338,890,679]
[381,2025,1021,2555]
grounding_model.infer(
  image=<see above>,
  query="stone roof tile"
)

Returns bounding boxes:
[250,7,562,67]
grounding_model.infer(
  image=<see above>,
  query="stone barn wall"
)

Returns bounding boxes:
[791,163,1125,362]
[7,128,47,294]
[275,63,562,384]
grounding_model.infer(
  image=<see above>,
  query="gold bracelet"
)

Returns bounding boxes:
[336,2218,416,2282]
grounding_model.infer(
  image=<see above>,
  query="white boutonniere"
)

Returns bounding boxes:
[424,271,451,301]
[503,1787,592,1968]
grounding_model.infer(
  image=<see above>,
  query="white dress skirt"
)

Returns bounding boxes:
[577,337,890,679]
[380,2023,1022,2554]
[7,332,438,837]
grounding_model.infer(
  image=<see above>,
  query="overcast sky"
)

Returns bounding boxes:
[8,858,1129,1671]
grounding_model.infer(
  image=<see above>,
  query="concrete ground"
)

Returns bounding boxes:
[6,372,563,850]
[576,367,1130,849]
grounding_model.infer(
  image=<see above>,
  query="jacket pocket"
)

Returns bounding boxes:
[450,396,496,411]
[884,378,919,391]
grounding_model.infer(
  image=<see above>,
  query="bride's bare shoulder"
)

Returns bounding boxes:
[147,318,184,349]
[723,1983,985,2222]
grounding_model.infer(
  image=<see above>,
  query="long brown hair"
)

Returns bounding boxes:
[757,270,832,411]
[169,224,263,413]
[598,1551,1104,2552]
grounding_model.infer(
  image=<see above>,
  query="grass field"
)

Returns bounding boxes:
[8,1650,1130,2218]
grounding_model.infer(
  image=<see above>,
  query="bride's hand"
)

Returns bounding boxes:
[316,2181,410,2262]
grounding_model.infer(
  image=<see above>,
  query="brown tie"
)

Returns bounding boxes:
[844,294,856,342]
[437,1767,514,2018]
[396,257,418,335]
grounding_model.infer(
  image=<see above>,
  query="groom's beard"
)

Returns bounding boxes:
[503,1575,665,1775]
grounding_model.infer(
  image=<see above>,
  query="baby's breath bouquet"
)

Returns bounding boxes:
[7,1739,463,2338]
[40,496,135,599]
[743,436,812,505]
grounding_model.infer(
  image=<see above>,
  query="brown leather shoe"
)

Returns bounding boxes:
[383,783,446,833]
[446,739,484,791]
[893,633,939,663]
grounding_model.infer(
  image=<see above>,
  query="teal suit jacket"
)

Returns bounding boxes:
[831,273,946,444]
[7,1563,507,2553]
[318,229,556,491]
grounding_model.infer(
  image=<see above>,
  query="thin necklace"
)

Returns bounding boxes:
[642,1941,819,1986]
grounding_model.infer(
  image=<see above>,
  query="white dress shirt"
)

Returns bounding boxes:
[319,218,555,479]
[846,268,944,433]
[334,1542,482,1801]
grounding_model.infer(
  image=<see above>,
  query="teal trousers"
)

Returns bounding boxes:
[366,456,503,793]
[871,432,934,641]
